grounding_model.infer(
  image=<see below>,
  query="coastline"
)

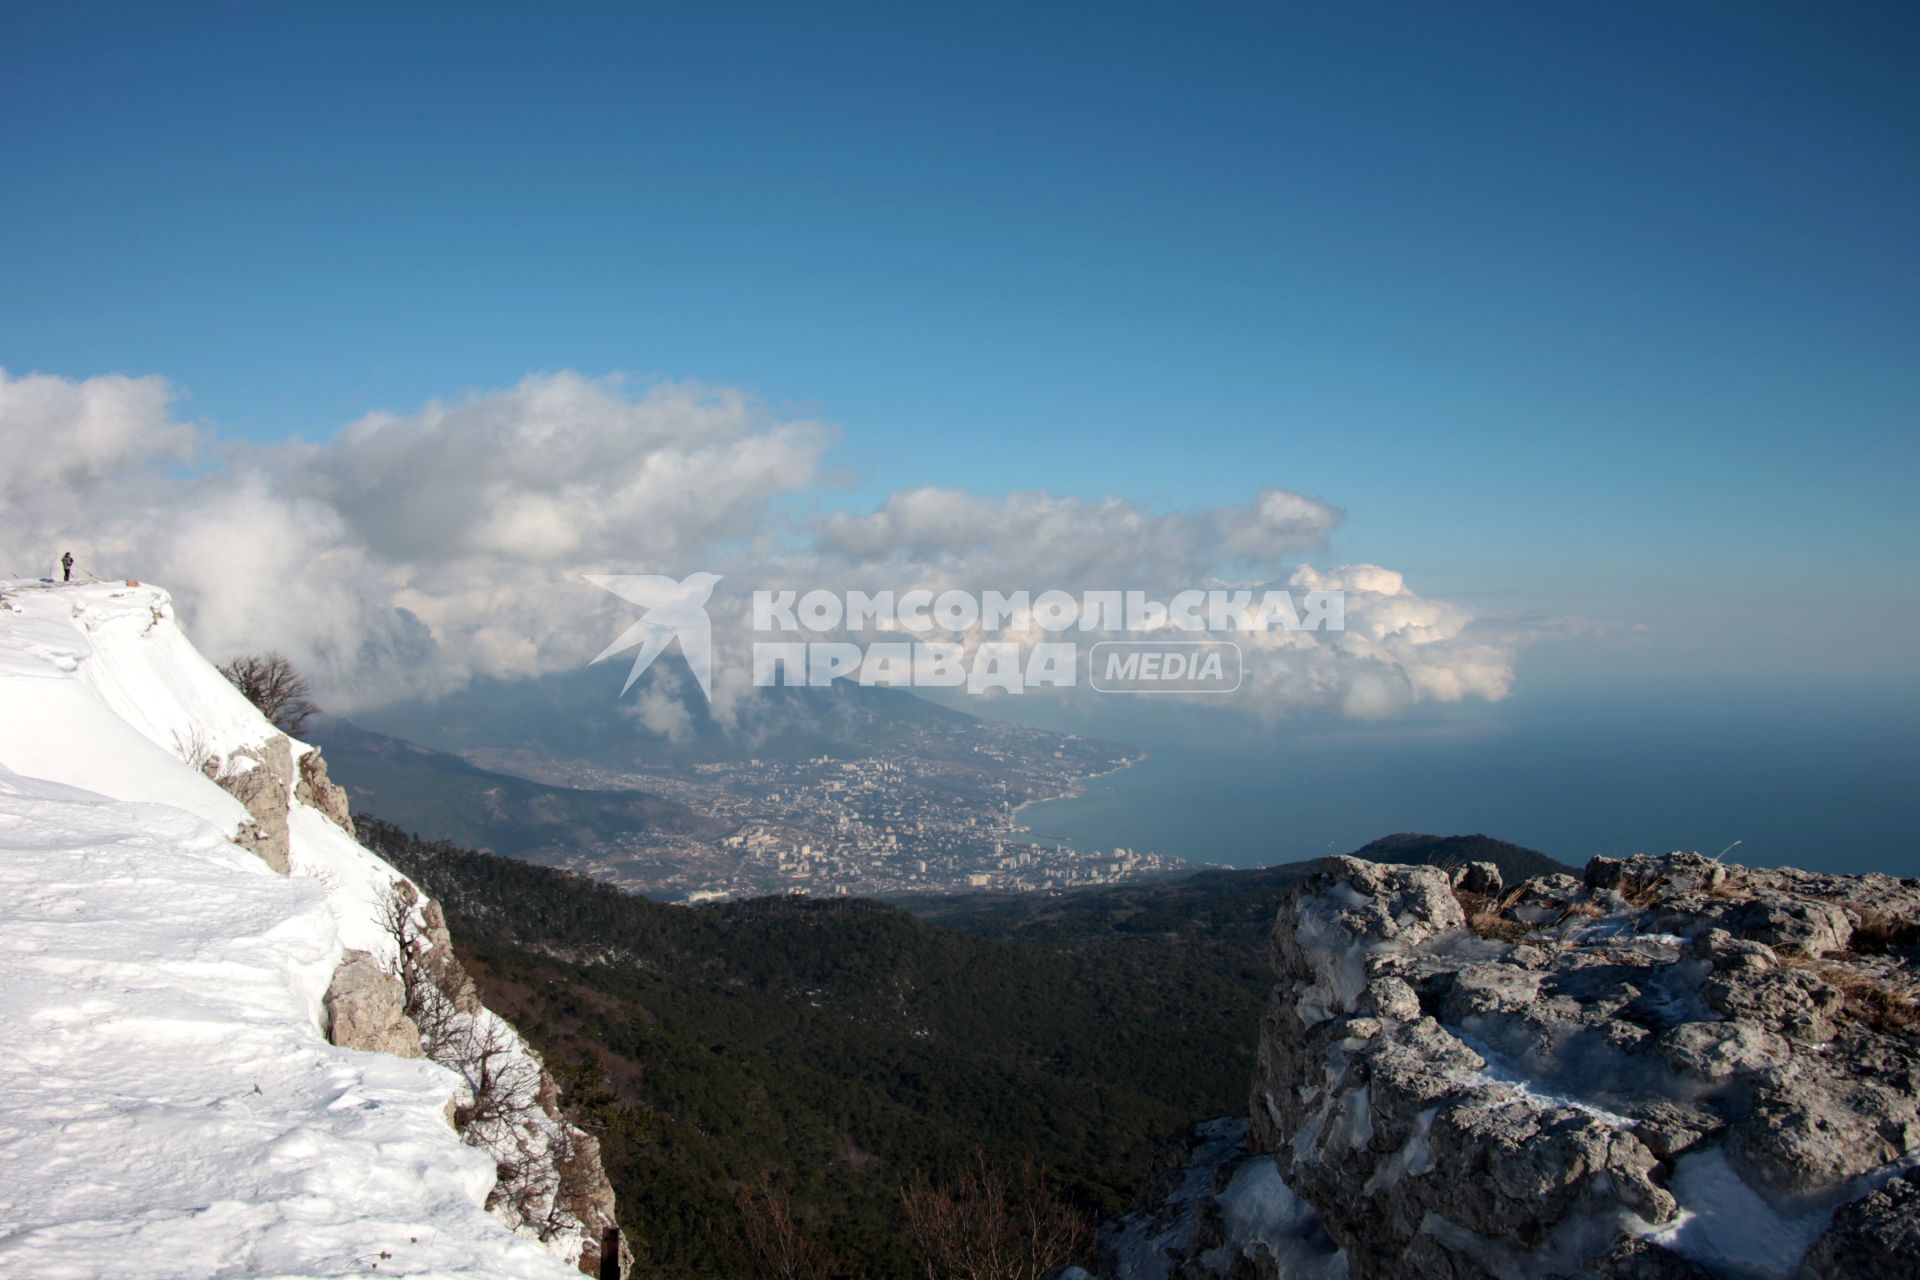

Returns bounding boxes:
[1008,748,1150,845]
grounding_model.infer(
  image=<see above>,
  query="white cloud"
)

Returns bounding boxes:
[0,367,1531,723]
[625,669,697,742]
[819,485,1341,583]
[1214,564,1520,721]
[0,369,200,508]
[300,372,831,566]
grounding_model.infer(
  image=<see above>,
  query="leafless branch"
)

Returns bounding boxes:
[900,1150,1090,1280]
[218,651,320,736]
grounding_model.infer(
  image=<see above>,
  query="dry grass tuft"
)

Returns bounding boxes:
[1826,968,1919,1034]
[1705,872,1750,900]
[1554,898,1607,924]
[1454,886,1534,942]
[1848,910,1920,955]
[1781,953,1920,1035]
[1620,874,1672,909]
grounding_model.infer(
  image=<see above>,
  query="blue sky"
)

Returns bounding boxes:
[5,1,1917,688]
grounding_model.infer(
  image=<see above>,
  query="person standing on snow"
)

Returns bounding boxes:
[60,551,73,582]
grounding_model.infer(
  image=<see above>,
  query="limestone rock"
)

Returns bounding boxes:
[217,735,293,874]
[1247,853,1920,1279]
[323,949,422,1058]
[294,746,355,837]
[1802,1169,1920,1280]
[1451,861,1503,897]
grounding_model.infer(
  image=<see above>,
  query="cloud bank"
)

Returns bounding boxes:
[0,367,1529,722]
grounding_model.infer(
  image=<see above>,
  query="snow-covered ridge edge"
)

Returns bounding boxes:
[0,579,625,1279]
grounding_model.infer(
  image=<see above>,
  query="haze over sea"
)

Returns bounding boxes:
[1018,684,1920,880]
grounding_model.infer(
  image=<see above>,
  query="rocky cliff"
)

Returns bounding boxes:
[1099,853,1918,1280]
[0,580,625,1278]
[1236,853,1919,1279]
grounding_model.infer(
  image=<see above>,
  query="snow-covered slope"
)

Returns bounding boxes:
[0,580,615,1279]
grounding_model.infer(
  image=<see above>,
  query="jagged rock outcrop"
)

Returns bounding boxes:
[1248,853,1920,1280]
[324,948,424,1058]
[214,735,357,867]
[295,745,356,837]
[216,734,294,873]
[1451,861,1504,898]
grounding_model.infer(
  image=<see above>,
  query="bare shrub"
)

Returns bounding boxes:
[172,725,225,778]
[375,884,478,1051]
[535,1122,610,1242]
[377,890,440,1033]
[375,882,552,1226]
[899,1150,1091,1280]
[218,651,320,736]
[453,1015,544,1134]
[737,1173,836,1280]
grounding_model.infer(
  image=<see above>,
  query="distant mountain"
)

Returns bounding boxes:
[308,717,724,859]
[898,833,1572,954]
[347,656,988,770]
[1347,831,1571,884]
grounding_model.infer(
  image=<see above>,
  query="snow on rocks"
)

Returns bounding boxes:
[0,580,621,1278]
[1092,1118,1346,1280]
[1249,853,1920,1279]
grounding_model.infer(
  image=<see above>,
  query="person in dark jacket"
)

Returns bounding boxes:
[60,551,73,582]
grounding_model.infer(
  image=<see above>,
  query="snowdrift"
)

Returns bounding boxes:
[0,579,618,1279]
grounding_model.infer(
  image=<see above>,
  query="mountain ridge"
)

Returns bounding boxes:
[0,579,623,1278]
[308,714,723,859]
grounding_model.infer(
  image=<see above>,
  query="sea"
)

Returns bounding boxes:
[1014,686,1920,879]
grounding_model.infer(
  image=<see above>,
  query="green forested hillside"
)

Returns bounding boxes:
[357,819,1564,1277]
[357,818,1265,1278]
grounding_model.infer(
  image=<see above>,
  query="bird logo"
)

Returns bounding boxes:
[586,572,723,701]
